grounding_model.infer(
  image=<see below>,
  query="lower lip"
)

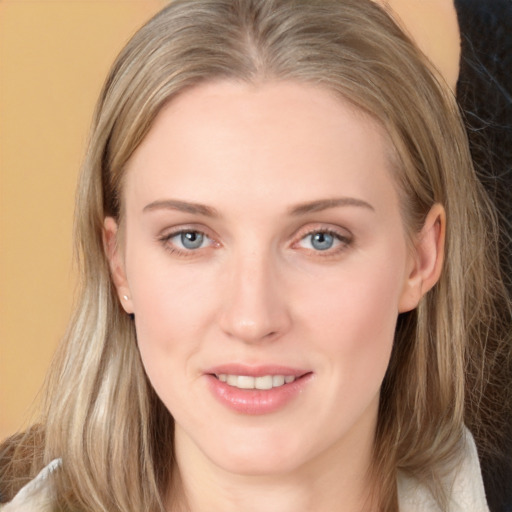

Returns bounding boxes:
[205,374,312,415]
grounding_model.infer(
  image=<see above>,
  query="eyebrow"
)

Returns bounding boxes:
[143,199,220,217]
[288,197,375,215]
[143,196,374,217]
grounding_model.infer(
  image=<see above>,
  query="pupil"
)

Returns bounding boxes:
[312,232,333,250]
[181,231,203,249]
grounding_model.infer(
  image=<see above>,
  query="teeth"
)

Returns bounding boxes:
[238,375,256,389]
[272,375,285,387]
[256,375,275,390]
[227,375,238,386]
[216,374,296,390]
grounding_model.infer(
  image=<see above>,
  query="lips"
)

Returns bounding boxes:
[205,365,312,415]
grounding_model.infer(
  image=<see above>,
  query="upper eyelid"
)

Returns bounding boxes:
[295,231,351,248]
[159,224,213,239]
[292,223,352,241]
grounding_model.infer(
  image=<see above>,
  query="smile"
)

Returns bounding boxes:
[216,374,296,390]
[207,370,313,415]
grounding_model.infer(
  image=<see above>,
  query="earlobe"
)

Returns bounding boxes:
[103,217,134,314]
[398,204,446,313]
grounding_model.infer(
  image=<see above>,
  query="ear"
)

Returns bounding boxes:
[398,204,445,313]
[103,217,134,314]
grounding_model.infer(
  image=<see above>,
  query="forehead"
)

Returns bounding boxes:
[122,80,399,218]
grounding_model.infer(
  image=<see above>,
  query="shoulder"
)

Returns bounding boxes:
[398,428,489,512]
[0,459,61,512]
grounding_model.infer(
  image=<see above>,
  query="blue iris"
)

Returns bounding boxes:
[310,232,334,251]
[181,231,204,249]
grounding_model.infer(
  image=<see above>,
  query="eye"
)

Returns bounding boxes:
[159,229,214,254]
[296,229,350,253]
[176,231,206,250]
[306,232,335,251]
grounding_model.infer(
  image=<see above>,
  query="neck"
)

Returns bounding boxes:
[167,422,379,512]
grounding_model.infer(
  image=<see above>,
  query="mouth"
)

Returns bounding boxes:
[213,373,299,390]
[205,368,313,414]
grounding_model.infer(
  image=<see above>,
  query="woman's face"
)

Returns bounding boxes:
[106,81,431,476]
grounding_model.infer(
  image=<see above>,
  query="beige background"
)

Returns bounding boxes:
[0,0,166,440]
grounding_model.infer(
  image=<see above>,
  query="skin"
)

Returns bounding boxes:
[105,81,444,512]
[375,0,461,90]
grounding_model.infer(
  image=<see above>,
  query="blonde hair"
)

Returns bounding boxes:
[2,0,510,510]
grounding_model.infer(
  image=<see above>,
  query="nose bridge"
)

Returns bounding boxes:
[219,244,290,343]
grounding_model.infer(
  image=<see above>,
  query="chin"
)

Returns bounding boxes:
[215,449,305,477]
[210,427,322,477]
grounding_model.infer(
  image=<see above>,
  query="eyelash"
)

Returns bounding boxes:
[158,228,215,257]
[157,226,352,258]
[292,227,352,257]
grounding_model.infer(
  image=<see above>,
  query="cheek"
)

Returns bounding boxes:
[126,253,219,386]
[298,250,406,376]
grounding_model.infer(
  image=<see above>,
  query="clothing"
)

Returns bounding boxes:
[397,429,489,511]
[0,459,60,512]
[0,430,489,511]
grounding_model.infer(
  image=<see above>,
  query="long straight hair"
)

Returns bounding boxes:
[2,1,510,510]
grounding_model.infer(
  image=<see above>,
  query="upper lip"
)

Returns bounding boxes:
[205,364,310,378]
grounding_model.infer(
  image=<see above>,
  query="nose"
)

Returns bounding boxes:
[218,249,292,344]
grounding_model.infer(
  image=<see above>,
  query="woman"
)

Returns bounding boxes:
[1,0,510,510]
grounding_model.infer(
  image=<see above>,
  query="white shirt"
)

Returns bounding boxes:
[397,429,490,511]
